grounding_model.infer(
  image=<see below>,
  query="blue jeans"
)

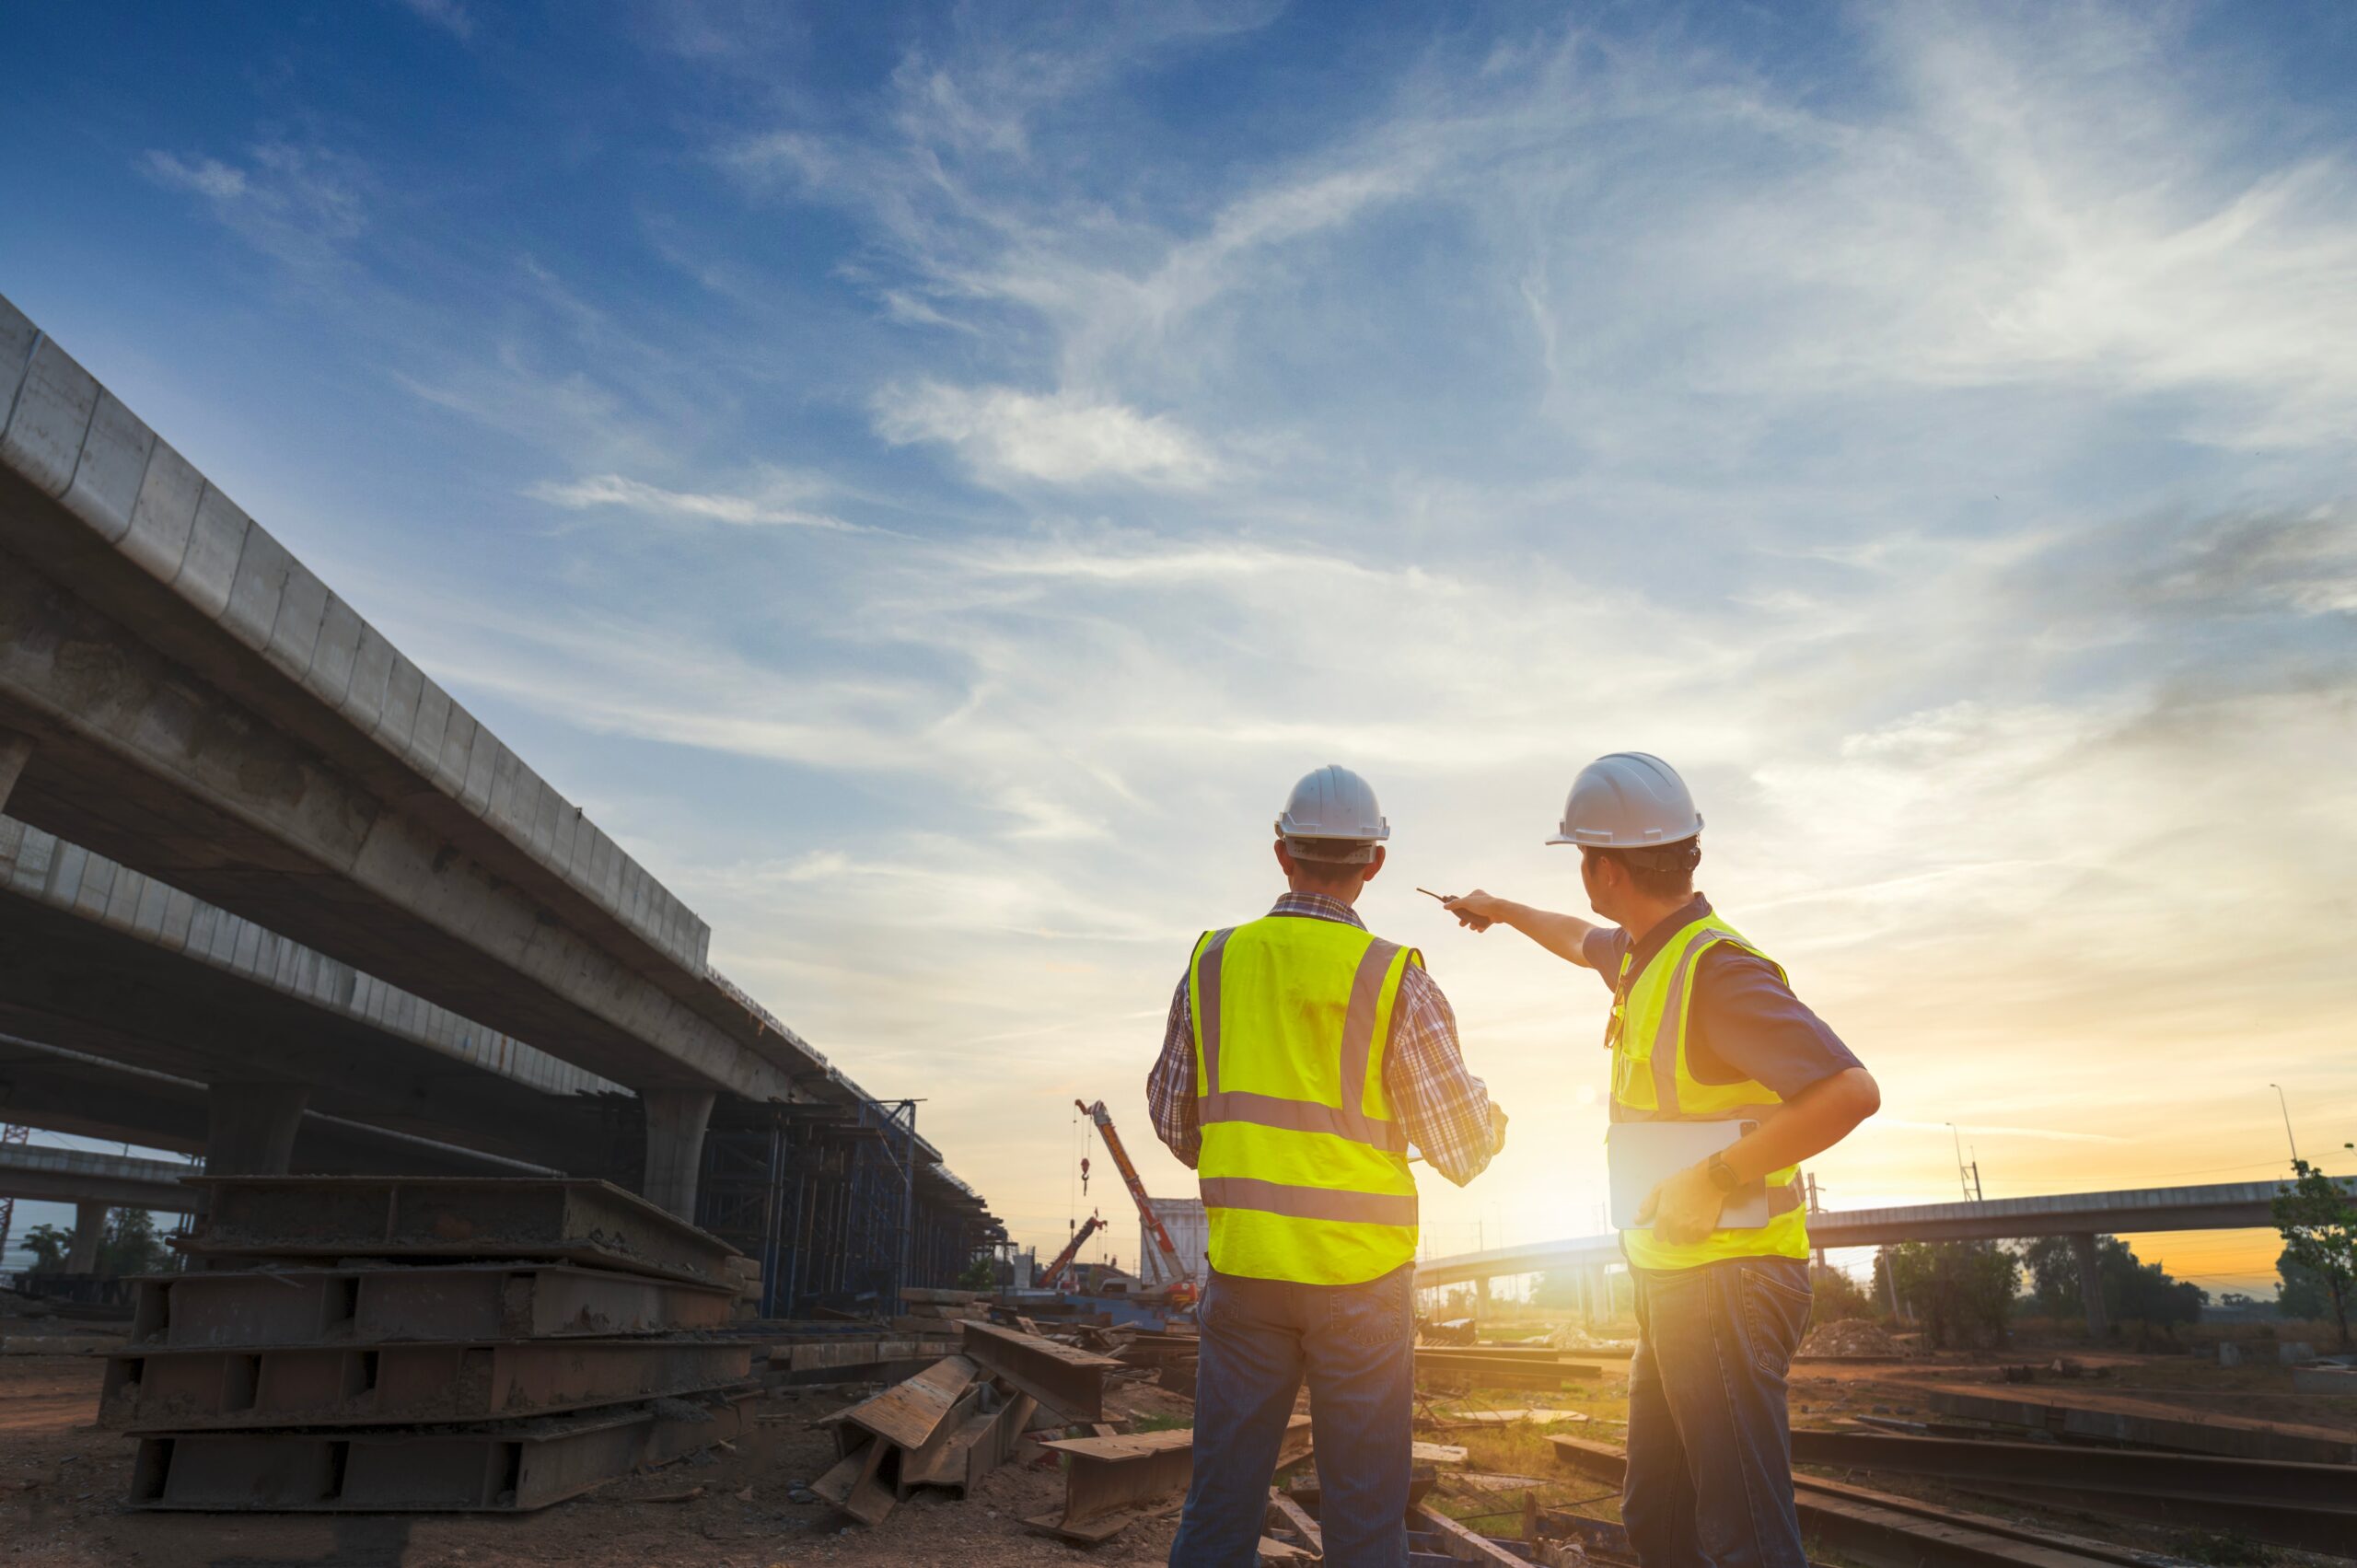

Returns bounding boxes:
[1624,1256,1813,1568]
[1170,1262,1414,1567]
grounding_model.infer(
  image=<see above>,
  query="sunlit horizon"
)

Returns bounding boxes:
[3,2,2353,1303]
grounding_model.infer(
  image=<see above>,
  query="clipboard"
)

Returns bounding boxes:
[1607,1121,1770,1230]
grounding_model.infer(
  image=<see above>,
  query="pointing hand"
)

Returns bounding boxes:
[1443,889,1504,933]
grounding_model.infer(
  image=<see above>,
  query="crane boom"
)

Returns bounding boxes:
[1040,1211,1106,1291]
[1076,1098,1189,1290]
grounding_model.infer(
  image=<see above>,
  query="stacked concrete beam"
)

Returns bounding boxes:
[107,1175,754,1512]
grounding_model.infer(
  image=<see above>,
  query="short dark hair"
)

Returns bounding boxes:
[1584,839,1701,900]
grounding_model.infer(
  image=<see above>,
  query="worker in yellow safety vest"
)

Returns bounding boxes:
[1445,753,1880,1568]
[1150,764,1508,1567]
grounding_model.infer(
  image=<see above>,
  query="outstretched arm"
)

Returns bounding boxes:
[1441,890,1607,970]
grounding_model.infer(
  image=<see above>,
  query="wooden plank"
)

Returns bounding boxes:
[1410,1500,1527,1565]
[1411,1442,1469,1465]
[842,1354,980,1450]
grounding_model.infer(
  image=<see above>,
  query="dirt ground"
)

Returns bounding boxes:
[0,1354,1176,1568]
[7,1319,2355,1567]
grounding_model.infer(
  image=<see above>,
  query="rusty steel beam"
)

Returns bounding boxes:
[958,1319,1121,1422]
[1941,1482,2357,1558]
[1028,1416,1312,1544]
[1550,1436,2163,1568]
[900,1388,1036,1497]
[129,1263,734,1349]
[128,1392,750,1511]
[179,1176,743,1285]
[99,1338,753,1430]
[1411,1500,1529,1565]
[1924,1383,2357,1465]
[1793,1428,2357,1510]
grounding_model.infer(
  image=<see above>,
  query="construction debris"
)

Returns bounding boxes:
[1028,1414,1311,1544]
[1795,1317,1906,1359]
[118,1177,753,1512]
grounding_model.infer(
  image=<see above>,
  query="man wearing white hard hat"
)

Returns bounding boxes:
[1446,754,1879,1568]
[1152,764,1508,1567]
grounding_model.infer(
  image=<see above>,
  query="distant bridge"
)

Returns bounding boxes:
[1413,1179,2349,1335]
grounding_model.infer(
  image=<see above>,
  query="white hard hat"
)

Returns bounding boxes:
[1548,752,1703,848]
[1275,765,1389,862]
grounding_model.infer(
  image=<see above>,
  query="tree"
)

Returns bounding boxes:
[19,1224,71,1272]
[2271,1146,2356,1350]
[957,1254,996,1292]
[1809,1263,1876,1321]
[1884,1241,2017,1349]
[99,1209,175,1278]
[2278,1249,2335,1321]
[2016,1235,2205,1334]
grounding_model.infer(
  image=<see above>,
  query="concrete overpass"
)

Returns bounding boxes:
[0,289,994,1272]
[0,814,621,1171]
[0,1142,193,1212]
[0,1142,193,1274]
[1414,1179,2352,1336]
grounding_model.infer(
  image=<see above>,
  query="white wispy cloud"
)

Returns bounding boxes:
[139,143,367,269]
[874,382,1222,487]
[525,471,863,532]
[399,0,474,41]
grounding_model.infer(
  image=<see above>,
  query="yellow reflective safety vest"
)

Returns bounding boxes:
[1188,914,1421,1284]
[1608,910,1810,1272]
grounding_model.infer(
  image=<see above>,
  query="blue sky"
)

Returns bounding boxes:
[4,1,2353,1293]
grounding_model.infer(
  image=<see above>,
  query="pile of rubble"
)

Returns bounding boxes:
[784,1305,1322,1547]
[1797,1317,1907,1359]
[100,1175,756,1512]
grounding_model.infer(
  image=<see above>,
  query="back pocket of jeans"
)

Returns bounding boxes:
[1739,1265,1812,1377]
[1330,1271,1408,1349]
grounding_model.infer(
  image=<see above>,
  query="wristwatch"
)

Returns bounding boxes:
[1704,1152,1742,1195]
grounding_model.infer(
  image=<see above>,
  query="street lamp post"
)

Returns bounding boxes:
[2270,1084,2301,1167]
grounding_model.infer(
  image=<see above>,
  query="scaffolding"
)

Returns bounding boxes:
[696,1098,996,1319]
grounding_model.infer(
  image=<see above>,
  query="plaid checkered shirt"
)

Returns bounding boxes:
[1147,891,1497,1188]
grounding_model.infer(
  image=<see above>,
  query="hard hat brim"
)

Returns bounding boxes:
[1545,821,1702,848]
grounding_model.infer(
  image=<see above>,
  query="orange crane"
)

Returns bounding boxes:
[1075,1098,1195,1305]
[1040,1210,1107,1291]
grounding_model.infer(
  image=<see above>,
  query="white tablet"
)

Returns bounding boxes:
[1607,1121,1771,1230]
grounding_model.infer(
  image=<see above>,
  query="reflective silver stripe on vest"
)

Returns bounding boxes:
[1647,928,1727,1115]
[1765,1179,1804,1216]
[1338,938,1403,1136]
[1201,1176,1419,1227]
[1195,927,1235,1093]
[1201,1090,1410,1154]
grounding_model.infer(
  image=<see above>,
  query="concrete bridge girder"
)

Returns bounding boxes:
[0,858,611,1171]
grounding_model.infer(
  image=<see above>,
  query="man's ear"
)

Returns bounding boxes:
[1361,845,1387,884]
[1273,838,1295,877]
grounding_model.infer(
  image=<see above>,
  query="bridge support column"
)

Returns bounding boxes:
[66,1202,108,1272]
[2069,1232,2108,1339]
[205,1082,309,1175]
[0,730,30,813]
[641,1088,715,1221]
